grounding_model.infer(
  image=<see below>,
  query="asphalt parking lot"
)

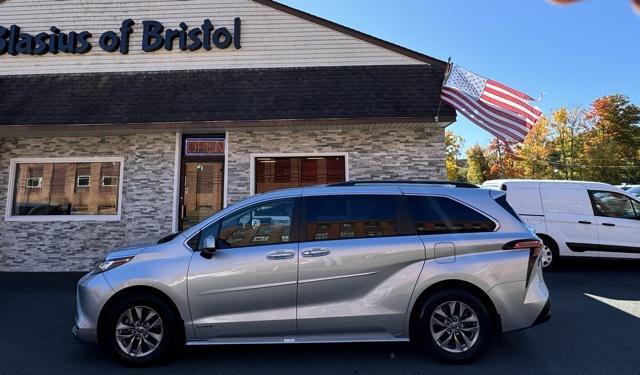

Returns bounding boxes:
[1,260,639,375]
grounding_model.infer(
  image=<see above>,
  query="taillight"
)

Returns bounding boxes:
[504,239,543,255]
[503,239,544,286]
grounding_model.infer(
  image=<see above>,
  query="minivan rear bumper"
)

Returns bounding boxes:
[488,259,550,332]
[531,299,551,327]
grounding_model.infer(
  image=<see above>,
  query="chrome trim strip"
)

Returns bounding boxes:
[298,271,379,284]
[198,280,297,296]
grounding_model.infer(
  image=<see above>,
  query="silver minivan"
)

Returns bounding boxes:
[73,181,550,365]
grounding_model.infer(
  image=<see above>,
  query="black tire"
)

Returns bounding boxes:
[539,236,560,271]
[415,289,493,363]
[103,293,182,366]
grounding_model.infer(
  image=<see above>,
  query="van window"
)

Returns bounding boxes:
[406,196,496,235]
[589,191,639,220]
[218,199,295,248]
[303,195,401,241]
[541,188,593,215]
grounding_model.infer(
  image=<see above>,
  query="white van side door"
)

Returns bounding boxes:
[540,186,600,258]
[588,190,640,259]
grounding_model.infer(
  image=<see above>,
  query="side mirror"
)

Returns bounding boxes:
[200,235,217,259]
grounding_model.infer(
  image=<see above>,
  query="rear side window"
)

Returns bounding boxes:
[303,195,402,241]
[494,194,523,223]
[406,196,497,235]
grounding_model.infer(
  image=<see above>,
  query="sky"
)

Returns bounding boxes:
[280,0,640,152]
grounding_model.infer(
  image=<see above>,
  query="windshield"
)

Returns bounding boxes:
[628,187,640,198]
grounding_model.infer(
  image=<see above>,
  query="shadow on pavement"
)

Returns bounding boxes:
[1,260,639,374]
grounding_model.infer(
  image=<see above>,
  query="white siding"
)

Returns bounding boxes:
[0,0,424,75]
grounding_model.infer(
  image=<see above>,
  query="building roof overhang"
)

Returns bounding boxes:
[0,65,456,136]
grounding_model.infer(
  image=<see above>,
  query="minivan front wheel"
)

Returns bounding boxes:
[115,306,163,358]
[104,293,181,366]
[416,289,492,363]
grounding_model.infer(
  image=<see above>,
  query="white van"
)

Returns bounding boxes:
[483,180,640,269]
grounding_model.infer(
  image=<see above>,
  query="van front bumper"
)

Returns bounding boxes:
[73,272,114,343]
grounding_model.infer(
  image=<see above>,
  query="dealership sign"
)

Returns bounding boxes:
[0,18,241,56]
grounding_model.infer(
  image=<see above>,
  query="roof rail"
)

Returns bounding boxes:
[327,181,479,188]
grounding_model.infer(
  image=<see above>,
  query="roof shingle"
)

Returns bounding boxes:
[0,65,455,127]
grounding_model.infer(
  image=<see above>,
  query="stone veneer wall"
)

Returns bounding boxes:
[0,126,445,271]
[0,134,176,271]
[226,125,445,204]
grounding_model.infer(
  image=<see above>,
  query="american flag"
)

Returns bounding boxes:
[441,64,543,143]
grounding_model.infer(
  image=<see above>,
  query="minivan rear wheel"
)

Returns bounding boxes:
[415,289,492,363]
[104,293,181,366]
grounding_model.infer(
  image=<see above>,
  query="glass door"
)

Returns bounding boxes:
[180,161,224,230]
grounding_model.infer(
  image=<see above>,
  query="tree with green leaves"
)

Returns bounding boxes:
[466,144,488,185]
[581,95,640,183]
[549,107,588,180]
[518,116,553,179]
[445,130,465,181]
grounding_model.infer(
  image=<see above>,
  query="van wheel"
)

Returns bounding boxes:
[540,237,559,271]
[415,289,492,363]
[104,293,182,366]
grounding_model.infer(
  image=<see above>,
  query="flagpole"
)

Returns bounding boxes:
[496,137,505,178]
[435,57,453,123]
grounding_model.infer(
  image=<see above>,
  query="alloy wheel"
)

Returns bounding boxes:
[541,245,553,269]
[429,301,480,353]
[115,306,164,358]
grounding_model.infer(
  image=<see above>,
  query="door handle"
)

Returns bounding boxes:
[602,223,616,227]
[578,221,592,225]
[266,251,295,260]
[302,248,331,258]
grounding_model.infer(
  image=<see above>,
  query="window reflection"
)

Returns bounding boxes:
[590,191,639,219]
[255,156,346,194]
[304,195,400,241]
[219,199,294,248]
[12,161,121,216]
[407,196,496,234]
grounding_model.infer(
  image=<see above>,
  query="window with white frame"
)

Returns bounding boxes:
[253,155,347,194]
[76,176,91,188]
[26,177,43,189]
[7,158,123,219]
[101,176,119,187]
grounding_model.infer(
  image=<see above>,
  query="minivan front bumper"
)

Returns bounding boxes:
[73,272,114,343]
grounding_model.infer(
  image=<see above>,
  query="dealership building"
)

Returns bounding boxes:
[0,0,455,271]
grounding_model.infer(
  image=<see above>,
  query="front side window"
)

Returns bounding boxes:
[10,159,122,217]
[407,196,497,235]
[589,191,638,219]
[218,199,295,248]
[303,195,401,241]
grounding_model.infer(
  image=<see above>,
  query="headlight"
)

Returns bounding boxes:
[92,256,134,274]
